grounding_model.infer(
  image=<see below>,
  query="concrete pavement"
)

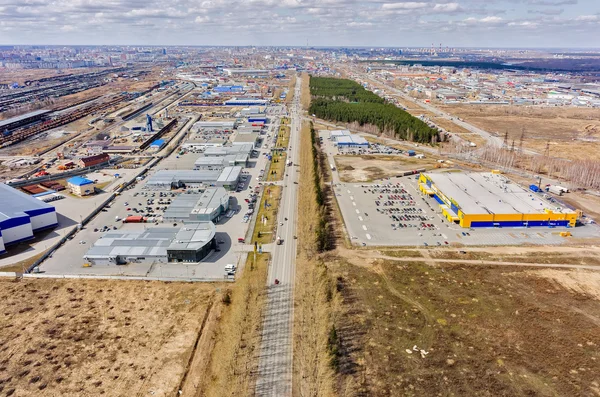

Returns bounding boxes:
[255,75,302,396]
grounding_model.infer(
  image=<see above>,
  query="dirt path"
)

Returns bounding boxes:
[371,254,600,270]
[372,262,436,349]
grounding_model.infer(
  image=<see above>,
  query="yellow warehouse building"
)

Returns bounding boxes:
[418,172,577,228]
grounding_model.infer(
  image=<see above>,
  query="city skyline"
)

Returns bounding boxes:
[0,0,598,48]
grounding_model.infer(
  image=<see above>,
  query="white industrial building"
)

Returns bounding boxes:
[163,188,229,223]
[145,167,241,190]
[204,144,254,157]
[194,154,248,170]
[192,121,237,131]
[233,132,260,146]
[83,223,216,265]
[222,68,270,77]
[335,135,369,148]
[0,184,58,254]
[327,130,351,139]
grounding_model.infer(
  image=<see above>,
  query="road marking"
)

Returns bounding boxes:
[358,216,363,221]
[347,190,351,194]
[355,209,360,214]
[366,233,372,240]
[350,196,354,200]
[352,201,356,206]
[362,225,368,231]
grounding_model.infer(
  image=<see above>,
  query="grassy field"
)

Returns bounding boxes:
[191,252,270,397]
[330,257,600,396]
[265,151,287,182]
[430,249,600,266]
[276,123,290,149]
[251,185,282,245]
[0,278,219,397]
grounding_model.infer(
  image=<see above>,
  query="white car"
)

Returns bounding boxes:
[225,264,236,272]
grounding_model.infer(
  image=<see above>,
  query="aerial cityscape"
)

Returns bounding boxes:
[0,1,600,395]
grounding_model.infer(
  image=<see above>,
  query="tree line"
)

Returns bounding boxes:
[309,77,439,144]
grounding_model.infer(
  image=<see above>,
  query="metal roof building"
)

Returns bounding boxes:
[0,109,51,131]
[233,132,259,146]
[419,172,578,228]
[194,154,248,170]
[0,184,58,254]
[83,223,216,265]
[224,99,268,106]
[163,188,229,223]
[335,135,369,148]
[204,144,254,157]
[145,167,241,190]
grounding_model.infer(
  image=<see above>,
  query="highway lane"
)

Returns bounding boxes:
[255,75,302,396]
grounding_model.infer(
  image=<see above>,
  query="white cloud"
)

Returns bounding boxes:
[432,3,461,13]
[194,15,210,23]
[480,16,503,23]
[382,2,428,10]
[575,15,598,21]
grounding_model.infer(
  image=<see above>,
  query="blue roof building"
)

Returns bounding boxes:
[67,176,94,186]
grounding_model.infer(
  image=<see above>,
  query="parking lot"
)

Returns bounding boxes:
[335,174,600,247]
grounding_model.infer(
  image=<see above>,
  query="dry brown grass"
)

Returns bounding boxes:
[328,257,600,396]
[193,253,270,397]
[252,185,282,245]
[266,151,287,182]
[293,121,337,397]
[440,104,600,160]
[286,74,297,105]
[301,72,311,111]
[0,278,218,397]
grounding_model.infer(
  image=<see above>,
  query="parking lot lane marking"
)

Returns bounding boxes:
[347,190,351,194]
[352,202,356,207]
[362,225,368,231]
[350,196,354,200]
[355,209,360,214]
[358,216,363,221]
[366,233,372,240]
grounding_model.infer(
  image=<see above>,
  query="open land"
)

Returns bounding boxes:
[327,249,600,397]
[334,155,439,183]
[0,278,220,397]
[440,104,600,160]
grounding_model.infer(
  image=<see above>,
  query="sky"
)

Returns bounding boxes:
[0,0,599,48]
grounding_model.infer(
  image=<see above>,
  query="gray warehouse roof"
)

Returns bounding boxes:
[203,144,253,157]
[146,167,241,186]
[0,109,50,129]
[169,222,216,251]
[83,228,177,259]
[83,223,216,259]
[163,188,229,220]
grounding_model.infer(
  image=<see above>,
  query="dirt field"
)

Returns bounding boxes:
[334,155,440,182]
[329,255,600,396]
[440,104,600,160]
[0,278,219,397]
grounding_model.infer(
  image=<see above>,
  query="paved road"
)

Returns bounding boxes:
[255,75,302,396]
